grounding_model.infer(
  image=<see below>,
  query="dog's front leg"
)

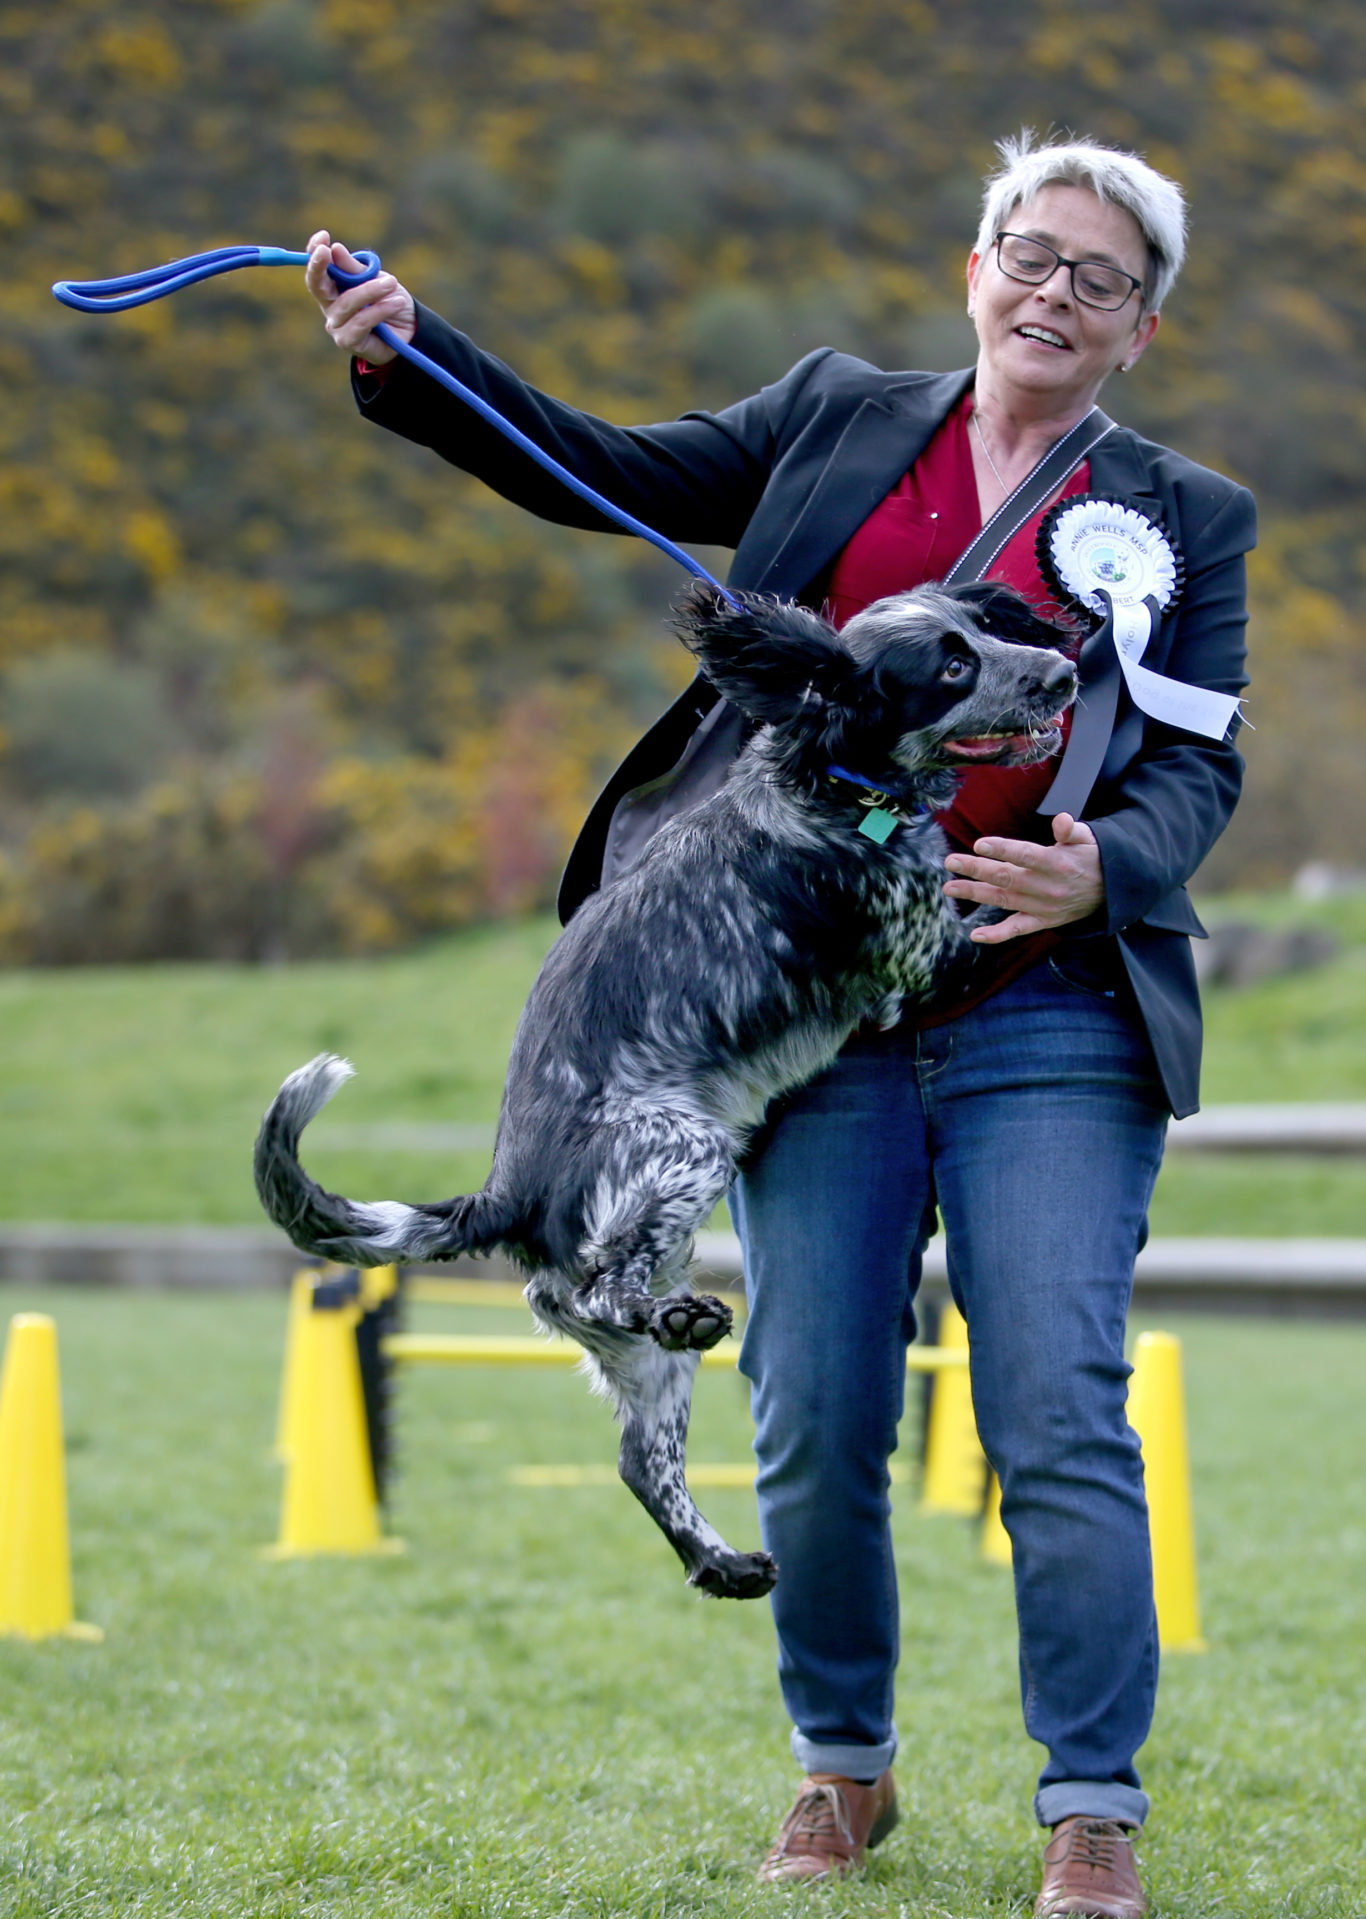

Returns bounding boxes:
[923,903,1012,998]
[870,991,904,1032]
[526,1268,773,1598]
[575,1266,733,1351]
[573,1121,738,1349]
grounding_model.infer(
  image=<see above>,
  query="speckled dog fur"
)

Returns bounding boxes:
[255,581,1075,1598]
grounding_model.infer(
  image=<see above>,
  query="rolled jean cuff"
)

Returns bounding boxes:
[791,1727,897,1780]
[1035,1782,1150,1830]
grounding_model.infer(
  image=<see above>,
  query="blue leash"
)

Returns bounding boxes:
[53,245,743,611]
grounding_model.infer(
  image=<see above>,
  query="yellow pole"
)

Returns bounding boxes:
[358,1264,400,1311]
[381,1332,967,1371]
[981,1470,1012,1566]
[1128,1331,1205,1652]
[920,1301,987,1515]
[0,1315,102,1641]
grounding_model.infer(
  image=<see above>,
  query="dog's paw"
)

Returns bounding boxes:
[871,991,904,1032]
[689,1549,778,1601]
[650,1292,733,1351]
[961,903,1010,931]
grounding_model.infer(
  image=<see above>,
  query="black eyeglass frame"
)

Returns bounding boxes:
[992,232,1147,312]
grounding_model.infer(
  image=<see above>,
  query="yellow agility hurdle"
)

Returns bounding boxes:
[381,1330,970,1373]
[281,1270,1201,1651]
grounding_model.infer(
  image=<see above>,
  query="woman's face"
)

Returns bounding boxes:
[966,183,1160,409]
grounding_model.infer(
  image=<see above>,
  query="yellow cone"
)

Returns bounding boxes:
[1128,1330,1205,1652]
[274,1268,317,1462]
[981,1469,1012,1566]
[264,1286,402,1559]
[278,1267,399,1464]
[921,1301,987,1515]
[0,1315,102,1641]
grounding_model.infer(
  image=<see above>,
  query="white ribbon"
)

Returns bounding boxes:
[1109,597,1241,742]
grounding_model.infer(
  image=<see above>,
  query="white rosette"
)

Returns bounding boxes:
[1039,498,1240,742]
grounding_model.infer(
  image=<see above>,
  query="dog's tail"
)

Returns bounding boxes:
[254,1054,511,1267]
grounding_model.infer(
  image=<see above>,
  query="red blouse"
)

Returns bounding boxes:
[825,390,1090,1014]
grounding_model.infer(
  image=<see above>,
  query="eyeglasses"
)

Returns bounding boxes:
[992,232,1145,312]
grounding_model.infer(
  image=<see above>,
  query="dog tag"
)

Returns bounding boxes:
[858,807,899,844]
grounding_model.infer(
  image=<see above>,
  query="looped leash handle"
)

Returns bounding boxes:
[52,246,381,313]
[320,251,382,291]
[50,242,741,607]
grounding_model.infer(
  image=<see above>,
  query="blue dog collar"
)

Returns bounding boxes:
[825,764,929,843]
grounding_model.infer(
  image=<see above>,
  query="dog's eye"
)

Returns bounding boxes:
[940,656,972,683]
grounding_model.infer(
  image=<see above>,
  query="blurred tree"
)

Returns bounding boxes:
[685,284,790,399]
[1,0,1363,956]
[553,132,707,244]
[3,650,172,799]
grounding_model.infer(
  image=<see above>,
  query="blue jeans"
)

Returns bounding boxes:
[732,951,1169,1828]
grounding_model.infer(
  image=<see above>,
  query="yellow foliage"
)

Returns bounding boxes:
[3,0,1365,940]
[322,0,403,34]
[92,124,131,161]
[65,435,121,490]
[316,676,629,949]
[93,22,182,88]
[123,509,181,585]
[557,239,628,308]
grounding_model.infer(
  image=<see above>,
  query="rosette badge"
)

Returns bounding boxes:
[1040,497,1181,625]
[1037,496,1239,744]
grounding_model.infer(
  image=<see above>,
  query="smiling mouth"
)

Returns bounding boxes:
[1015,325,1071,350]
[943,716,1067,763]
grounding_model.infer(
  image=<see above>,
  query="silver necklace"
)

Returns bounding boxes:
[971,409,1009,490]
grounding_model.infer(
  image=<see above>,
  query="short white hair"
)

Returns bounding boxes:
[975,131,1187,313]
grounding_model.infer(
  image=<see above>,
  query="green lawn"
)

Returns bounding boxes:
[0,920,554,1227]
[0,1287,1361,1916]
[0,900,1364,1234]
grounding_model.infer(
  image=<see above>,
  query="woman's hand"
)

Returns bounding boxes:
[304,230,416,365]
[943,813,1105,943]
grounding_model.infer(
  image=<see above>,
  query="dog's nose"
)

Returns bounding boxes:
[1040,654,1078,698]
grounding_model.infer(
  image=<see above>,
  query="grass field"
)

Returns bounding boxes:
[0,893,1365,1236]
[0,1285,1362,1917]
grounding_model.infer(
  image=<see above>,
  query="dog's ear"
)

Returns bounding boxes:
[943,581,1075,650]
[672,582,857,725]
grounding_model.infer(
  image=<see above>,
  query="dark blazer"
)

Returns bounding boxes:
[357,309,1255,1117]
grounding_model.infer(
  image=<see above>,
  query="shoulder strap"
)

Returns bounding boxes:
[943,407,1116,585]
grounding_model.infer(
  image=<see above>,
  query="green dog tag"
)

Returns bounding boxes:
[858,807,899,844]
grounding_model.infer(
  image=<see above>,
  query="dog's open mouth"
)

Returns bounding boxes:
[943,715,1067,764]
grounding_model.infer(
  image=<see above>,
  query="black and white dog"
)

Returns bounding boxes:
[255,581,1075,1598]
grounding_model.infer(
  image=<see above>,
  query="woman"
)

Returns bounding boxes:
[306,133,1251,1919]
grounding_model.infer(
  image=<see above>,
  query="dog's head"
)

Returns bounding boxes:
[674,581,1078,795]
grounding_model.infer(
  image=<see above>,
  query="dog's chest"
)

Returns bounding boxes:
[861,858,957,992]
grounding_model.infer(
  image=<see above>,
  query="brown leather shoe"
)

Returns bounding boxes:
[1035,1816,1147,1918]
[757,1770,899,1883]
